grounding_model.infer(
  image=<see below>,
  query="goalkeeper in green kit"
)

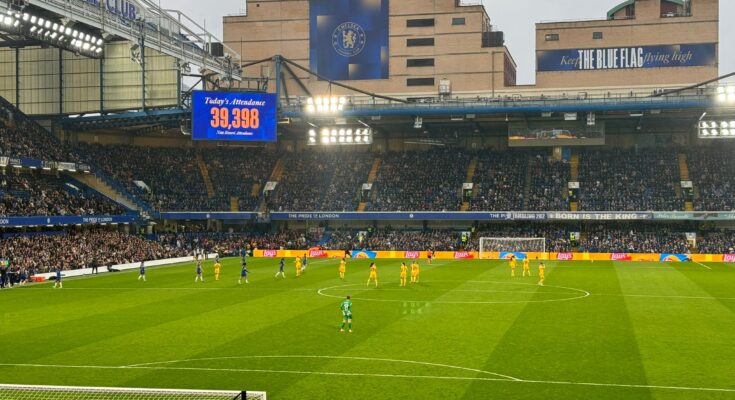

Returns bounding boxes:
[340,296,353,333]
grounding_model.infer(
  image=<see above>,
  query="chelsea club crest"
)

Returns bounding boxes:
[332,22,367,57]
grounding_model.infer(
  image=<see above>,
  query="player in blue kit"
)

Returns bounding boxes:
[239,259,249,284]
[195,260,204,282]
[53,267,62,289]
[137,261,146,282]
[18,268,27,286]
[275,258,285,279]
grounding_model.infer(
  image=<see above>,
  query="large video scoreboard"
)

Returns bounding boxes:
[191,91,277,142]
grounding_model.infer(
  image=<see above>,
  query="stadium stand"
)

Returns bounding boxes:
[202,148,278,211]
[526,154,571,211]
[470,152,527,211]
[325,228,462,251]
[0,97,77,162]
[368,149,469,211]
[578,149,684,211]
[578,224,690,253]
[0,171,126,216]
[159,231,319,252]
[697,230,735,254]
[268,151,372,211]
[688,146,735,211]
[76,144,214,211]
[0,230,188,273]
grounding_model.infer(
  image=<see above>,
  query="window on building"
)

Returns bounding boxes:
[452,17,466,25]
[407,18,435,27]
[407,78,435,86]
[407,38,435,47]
[407,58,435,67]
[593,32,603,39]
[545,34,559,41]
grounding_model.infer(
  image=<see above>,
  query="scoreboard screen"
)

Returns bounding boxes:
[191,91,277,142]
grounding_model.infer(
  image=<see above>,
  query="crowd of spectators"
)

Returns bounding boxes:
[578,149,684,211]
[578,225,690,254]
[470,152,526,211]
[76,144,215,211]
[0,230,188,273]
[0,97,77,162]
[269,151,371,212]
[324,229,462,251]
[157,230,318,253]
[697,230,735,254]
[321,152,373,211]
[203,148,277,211]
[526,154,570,211]
[368,149,469,211]
[688,147,735,211]
[0,172,125,216]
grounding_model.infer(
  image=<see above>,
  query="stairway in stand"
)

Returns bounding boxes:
[521,157,534,210]
[570,152,579,212]
[196,154,215,199]
[269,157,287,182]
[678,153,694,211]
[460,156,478,211]
[358,157,382,212]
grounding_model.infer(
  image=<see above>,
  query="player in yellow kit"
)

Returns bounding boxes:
[509,256,517,277]
[295,257,302,277]
[339,258,347,280]
[367,262,378,287]
[522,257,530,277]
[399,262,408,287]
[214,260,222,281]
[411,261,420,283]
[538,262,546,286]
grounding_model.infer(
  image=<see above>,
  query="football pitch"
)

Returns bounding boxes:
[1,257,734,399]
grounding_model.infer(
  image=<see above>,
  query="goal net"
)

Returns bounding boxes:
[479,237,546,260]
[0,384,266,400]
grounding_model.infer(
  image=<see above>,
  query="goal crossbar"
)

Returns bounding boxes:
[0,384,266,400]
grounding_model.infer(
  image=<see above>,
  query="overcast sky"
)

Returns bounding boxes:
[160,0,733,85]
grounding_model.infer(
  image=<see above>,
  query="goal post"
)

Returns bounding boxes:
[0,384,266,400]
[479,237,546,260]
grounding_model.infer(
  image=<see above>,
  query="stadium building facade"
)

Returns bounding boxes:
[223,0,517,96]
[535,0,719,89]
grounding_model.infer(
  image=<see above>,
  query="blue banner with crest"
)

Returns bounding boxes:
[309,0,389,80]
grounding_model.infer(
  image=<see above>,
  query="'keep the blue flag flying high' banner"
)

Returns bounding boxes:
[537,43,717,72]
[310,0,389,80]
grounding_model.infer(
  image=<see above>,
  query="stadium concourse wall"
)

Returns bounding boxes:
[252,250,735,263]
[34,254,219,281]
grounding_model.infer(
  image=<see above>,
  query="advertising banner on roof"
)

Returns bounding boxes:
[538,43,717,72]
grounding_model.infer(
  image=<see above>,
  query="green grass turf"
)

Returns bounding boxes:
[1,257,735,399]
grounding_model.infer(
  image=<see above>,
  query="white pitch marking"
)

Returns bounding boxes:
[592,293,735,301]
[1,361,734,393]
[317,280,591,304]
[692,261,712,270]
[124,355,520,381]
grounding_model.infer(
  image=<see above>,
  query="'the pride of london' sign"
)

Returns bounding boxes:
[537,43,716,72]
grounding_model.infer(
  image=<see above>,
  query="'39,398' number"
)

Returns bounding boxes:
[209,107,260,129]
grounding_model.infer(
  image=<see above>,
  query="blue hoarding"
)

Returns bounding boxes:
[0,215,137,228]
[191,91,277,142]
[537,43,717,72]
[310,0,389,80]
